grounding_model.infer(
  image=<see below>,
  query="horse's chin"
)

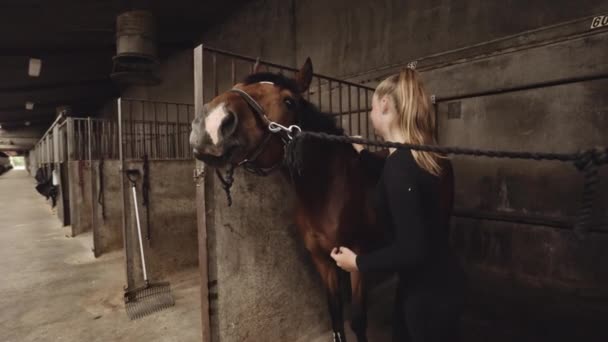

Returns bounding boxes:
[193,144,240,168]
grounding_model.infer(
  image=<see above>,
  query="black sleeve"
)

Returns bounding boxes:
[356,152,427,273]
[358,149,386,181]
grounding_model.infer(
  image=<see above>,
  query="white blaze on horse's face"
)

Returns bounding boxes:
[204,102,227,145]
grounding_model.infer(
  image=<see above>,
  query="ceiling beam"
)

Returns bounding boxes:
[0,98,110,112]
[0,41,196,58]
[0,78,112,93]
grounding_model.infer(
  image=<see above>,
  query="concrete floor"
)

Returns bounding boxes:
[0,170,201,342]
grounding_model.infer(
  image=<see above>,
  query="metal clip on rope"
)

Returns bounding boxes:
[268,122,302,140]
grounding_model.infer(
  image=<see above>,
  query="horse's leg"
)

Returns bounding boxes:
[311,254,347,342]
[350,270,368,342]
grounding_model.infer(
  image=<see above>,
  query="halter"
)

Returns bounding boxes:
[214,85,301,206]
[228,86,301,176]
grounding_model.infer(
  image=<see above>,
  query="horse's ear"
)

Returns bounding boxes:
[295,57,313,93]
[252,57,263,74]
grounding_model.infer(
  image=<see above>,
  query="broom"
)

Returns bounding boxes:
[124,170,174,319]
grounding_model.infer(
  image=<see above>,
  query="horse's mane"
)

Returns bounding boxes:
[243,72,344,135]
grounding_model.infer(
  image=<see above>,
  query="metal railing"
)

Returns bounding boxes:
[32,116,120,166]
[197,45,378,148]
[117,98,194,160]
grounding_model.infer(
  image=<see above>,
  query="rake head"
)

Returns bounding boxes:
[124,281,175,320]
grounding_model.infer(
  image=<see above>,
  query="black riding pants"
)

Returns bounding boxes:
[392,280,463,342]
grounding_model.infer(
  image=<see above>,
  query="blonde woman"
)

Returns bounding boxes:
[331,69,465,341]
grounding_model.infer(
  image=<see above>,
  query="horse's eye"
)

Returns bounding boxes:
[284,98,295,109]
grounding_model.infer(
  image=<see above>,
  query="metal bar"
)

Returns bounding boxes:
[193,44,212,342]
[117,98,134,290]
[141,101,145,158]
[338,84,343,129]
[165,103,169,159]
[348,85,352,135]
[453,208,576,230]
[436,72,608,103]
[87,118,92,161]
[129,101,134,159]
[200,45,375,90]
[154,103,159,159]
[328,80,333,113]
[175,104,180,159]
[329,107,373,116]
[317,77,322,111]
[119,98,193,106]
[357,87,361,136]
[365,90,370,141]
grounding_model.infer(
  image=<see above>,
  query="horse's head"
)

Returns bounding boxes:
[190,58,314,170]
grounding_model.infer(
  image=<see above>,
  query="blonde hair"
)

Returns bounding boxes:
[375,68,444,176]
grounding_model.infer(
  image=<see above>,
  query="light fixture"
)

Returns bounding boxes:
[0,124,3,129]
[24,121,31,127]
[28,58,42,77]
[25,102,34,110]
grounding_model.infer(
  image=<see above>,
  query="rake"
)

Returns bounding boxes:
[124,170,174,320]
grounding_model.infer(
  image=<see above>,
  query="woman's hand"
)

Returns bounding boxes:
[330,247,359,272]
[351,135,364,153]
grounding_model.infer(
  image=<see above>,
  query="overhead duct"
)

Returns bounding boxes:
[111,10,161,86]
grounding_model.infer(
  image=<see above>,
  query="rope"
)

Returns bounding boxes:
[286,131,608,239]
[215,165,235,207]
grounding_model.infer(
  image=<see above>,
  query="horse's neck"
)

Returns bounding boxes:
[289,141,356,207]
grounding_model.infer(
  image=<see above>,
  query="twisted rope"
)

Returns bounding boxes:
[286,131,608,239]
[215,165,235,207]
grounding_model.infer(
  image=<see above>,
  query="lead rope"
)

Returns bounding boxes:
[215,164,235,207]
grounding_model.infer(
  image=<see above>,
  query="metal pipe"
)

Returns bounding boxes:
[357,87,361,136]
[348,85,352,135]
[175,104,180,159]
[328,80,333,113]
[200,45,375,90]
[338,84,343,129]
[152,103,157,159]
[317,77,322,110]
[117,98,133,290]
[365,90,370,141]
[165,103,169,159]
[436,73,608,103]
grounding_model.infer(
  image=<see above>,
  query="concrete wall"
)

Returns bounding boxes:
[68,160,93,237]
[294,0,608,77]
[55,162,70,226]
[92,160,123,256]
[123,160,198,288]
[204,170,327,342]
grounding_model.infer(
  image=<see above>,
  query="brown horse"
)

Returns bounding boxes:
[190,59,454,342]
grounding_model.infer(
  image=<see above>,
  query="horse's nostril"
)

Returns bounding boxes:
[220,110,238,137]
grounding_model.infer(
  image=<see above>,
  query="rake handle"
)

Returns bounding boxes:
[131,183,149,283]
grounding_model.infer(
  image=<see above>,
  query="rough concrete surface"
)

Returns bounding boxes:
[0,170,201,342]
[68,160,93,237]
[92,160,123,256]
[122,160,198,289]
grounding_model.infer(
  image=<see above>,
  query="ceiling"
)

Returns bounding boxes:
[0,0,246,152]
